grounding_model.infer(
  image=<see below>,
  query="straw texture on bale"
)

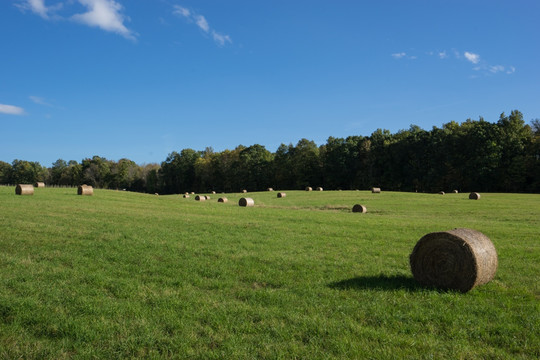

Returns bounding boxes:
[316,187,323,191]
[409,228,498,292]
[469,192,481,200]
[239,197,254,207]
[242,189,248,193]
[191,192,195,194]
[439,191,445,195]
[183,194,190,198]
[267,188,273,191]
[306,187,312,191]
[277,192,286,198]
[205,196,211,200]
[35,182,45,188]
[218,197,228,203]
[16,184,34,195]
[371,187,381,193]
[453,190,459,194]
[195,195,206,201]
[212,191,216,194]
[78,185,93,196]
[352,204,367,213]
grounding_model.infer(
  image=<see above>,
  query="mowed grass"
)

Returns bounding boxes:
[0,186,538,359]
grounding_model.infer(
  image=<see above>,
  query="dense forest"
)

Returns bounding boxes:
[1,111,539,194]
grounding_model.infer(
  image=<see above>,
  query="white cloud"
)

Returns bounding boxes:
[16,0,62,19]
[391,52,407,59]
[173,6,231,46]
[438,51,447,59]
[29,95,52,106]
[464,51,480,64]
[506,66,516,74]
[0,104,25,115]
[71,0,136,41]
[489,65,505,73]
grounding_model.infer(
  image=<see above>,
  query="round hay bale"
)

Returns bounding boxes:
[205,196,211,200]
[316,187,323,191]
[15,184,34,195]
[305,187,312,191]
[352,204,367,213]
[277,192,286,198]
[242,189,248,193]
[453,190,459,194]
[409,228,498,292]
[439,191,445,195]
[78,185,93,196]
[371,187,381,193]
[35,182,45,188]
[185,192,189,195]
[155,193,159,196]
[212,191,216,194]
[267,188,273,191]
[239,197,254,207]
[195,195,206,201]
[190,192,195,194]
[218,197,228,203]
[183,194,190,198]
[469,192,481,200]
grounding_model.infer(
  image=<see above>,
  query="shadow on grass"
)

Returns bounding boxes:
[329,274,424,292]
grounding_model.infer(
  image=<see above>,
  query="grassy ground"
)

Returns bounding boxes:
[0,186,538,359]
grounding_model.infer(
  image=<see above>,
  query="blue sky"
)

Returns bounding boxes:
[1,0,539,166]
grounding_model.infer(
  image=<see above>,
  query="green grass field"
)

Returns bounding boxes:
[0,186,538,359]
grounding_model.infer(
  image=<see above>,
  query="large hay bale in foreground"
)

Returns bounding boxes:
[371,187,381,193]
[277,192,286,198]
[195,195,206,201]
[218,197,228,203]
[306,187,312,191]
[352,204,367,213]
[239,197,254,207]
[410,228,498,292]
[35,182,45,188]
[16,184,34,195]
[78,185,93,196]
[469,192,481,200]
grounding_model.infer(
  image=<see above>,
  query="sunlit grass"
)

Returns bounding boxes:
[0,186,538,358]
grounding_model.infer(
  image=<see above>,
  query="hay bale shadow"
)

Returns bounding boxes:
[329,275,423,291]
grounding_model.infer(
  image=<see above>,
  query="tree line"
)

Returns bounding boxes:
[1,110,539,194]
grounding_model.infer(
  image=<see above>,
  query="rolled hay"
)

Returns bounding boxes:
[267,188,274,191]
[185,192,189,195]
[211,191,216,194]
[277,192,286,198]
[453,190,459,194]
[316,187,323,191]
[439,191,445,195]
[371,187,381,193]
[218,197,228,203]
[15,184,34,195]
[352,204,367,213]
[205,196,211,200]
[190,192,195,194]
[239,197,254,207]
[78,185,93,196]
[306,187,312,191]
[35,182,45,188]
[409,228,498,292]
[242,189,248,193]
[469,192,481,200]
[195,195,206,201]
[183,194,190,198]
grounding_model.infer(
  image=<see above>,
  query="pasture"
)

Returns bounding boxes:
[0,186,538,358]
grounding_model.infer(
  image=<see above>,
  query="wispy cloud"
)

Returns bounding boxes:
[173,5,232,46]
[0,104,25,115]
[438,51,447,59]
[72,0,137,41]
[29,95,52,106]
[464,51,480,64]
[15,0,62,19]
[391,52,407,59]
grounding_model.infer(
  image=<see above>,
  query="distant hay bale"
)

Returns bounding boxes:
[453,190,459,194]
[205,196,211,200]
[352,204,367,213]
[195,195,206,201]
[212,191,216,194]
[239,197,254,207]
[439,191,445,195]
[190,192,195,194]
[409,228,498,292]
[267,188,273,191]
[35,182,45,188]
[155,193,159,196]
[185,192,189,195]
[371,187,381,193]
[242,189,248,193]
[469,192,481,200]
[277,192,286,198]
[306,187,312,191]
[218,197,228,203]
[183,194,190,198]
[316,187,323,191]
[15,184,34,195]
[78,185,93,196]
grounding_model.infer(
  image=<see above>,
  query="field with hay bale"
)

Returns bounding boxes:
[0,186,538,359]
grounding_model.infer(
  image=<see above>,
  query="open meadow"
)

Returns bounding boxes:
[0,186,538,359]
